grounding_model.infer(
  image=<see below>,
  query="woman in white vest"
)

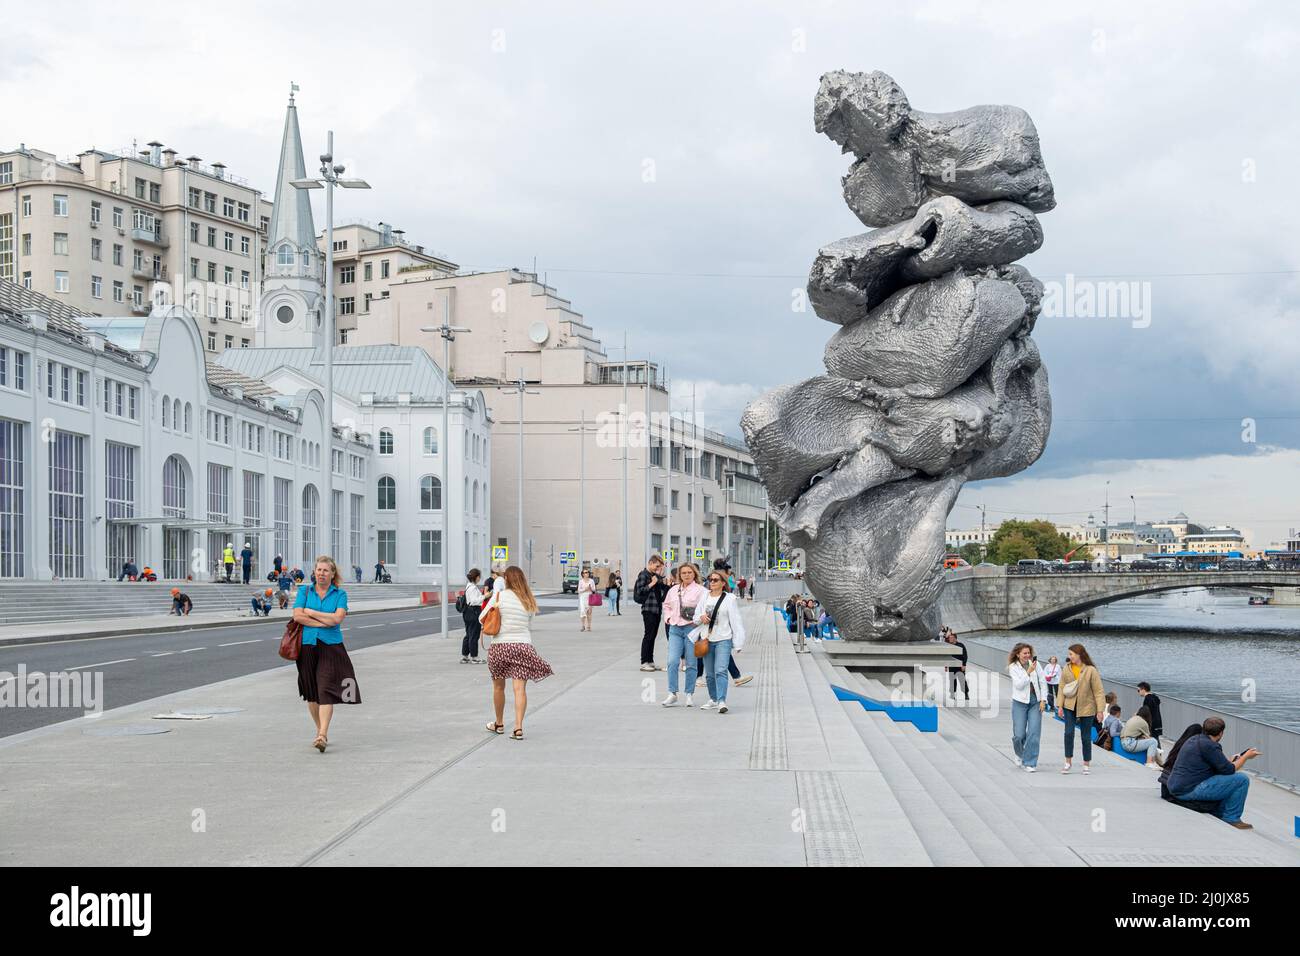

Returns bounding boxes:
[481,565,553,740]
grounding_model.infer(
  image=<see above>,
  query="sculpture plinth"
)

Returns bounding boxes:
[742,70,1055,643]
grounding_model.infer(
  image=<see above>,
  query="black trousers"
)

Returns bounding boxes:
[641,611,662,664]
[461,608,482,658]
[949,667,969,696]
[242,563,252,584]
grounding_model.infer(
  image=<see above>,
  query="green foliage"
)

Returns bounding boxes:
[957,542,984,565]
[985,519,1090,565]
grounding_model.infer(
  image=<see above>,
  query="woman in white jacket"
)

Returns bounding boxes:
[1008,643,1048,772]
[692,568,747,714]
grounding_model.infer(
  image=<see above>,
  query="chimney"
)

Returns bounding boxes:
[147,141,163,165]
[228,384,243,400]
[393,229,405,246]
[22,308,48,332]
[186,155,202,168]
[161,148,177,168]
[84,332,106,352]
[212,162,226,180]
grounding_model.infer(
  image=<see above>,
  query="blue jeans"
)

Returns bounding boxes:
[666,625,696,695]
[697,652,740,680]
[1121,737,1159,759]
[705,639,733,703]
[1011,696,1042,768]
[1062,708,1096,762]
[1175,773,1250,822]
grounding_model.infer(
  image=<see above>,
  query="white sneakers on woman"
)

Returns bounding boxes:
[661,693,678,707]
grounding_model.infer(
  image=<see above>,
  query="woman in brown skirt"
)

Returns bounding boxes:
[294,555,361,752]
[481,565,552,740]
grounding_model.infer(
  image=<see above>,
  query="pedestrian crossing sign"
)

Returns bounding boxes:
[664,548,676,562]
[493,546,509,562]
[693,548,706,562]
[777,559,790,570]
[560,550,576,565]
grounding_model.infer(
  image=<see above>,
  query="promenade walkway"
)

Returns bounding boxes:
[1,601,1296,866]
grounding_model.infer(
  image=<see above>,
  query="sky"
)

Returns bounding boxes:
[5,0,1299,545]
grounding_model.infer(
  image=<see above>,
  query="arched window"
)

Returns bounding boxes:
[463,477,468,511]
[420,475,442,511]
[276,244,294,268]
[301,484,319,563]
[472,480,479,513]
[184,403,192,433]
[302,250,311,269]
[379,428,394,455]
[162,395,170,428]
[422,427,438,455]
[162,455,187,516]
[377,476,396,511]
[173,399,181,429]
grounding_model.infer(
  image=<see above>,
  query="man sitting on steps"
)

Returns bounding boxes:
[1165,716,1260,829]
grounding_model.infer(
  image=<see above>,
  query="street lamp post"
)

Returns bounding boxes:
[420,298,469,641]
[291,130,369,575]
[503,368,539,575]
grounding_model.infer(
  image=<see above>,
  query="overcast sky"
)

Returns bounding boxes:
[6,0,1299,545]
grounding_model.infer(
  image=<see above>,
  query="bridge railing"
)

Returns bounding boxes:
[964,639,1300,790]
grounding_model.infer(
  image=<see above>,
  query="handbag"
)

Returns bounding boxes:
[481,593,502,636]
[278,619,303,661]
[695,593,726,657]
[588,592,602,607]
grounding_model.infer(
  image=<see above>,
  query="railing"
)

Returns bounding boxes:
[130,226,168,247]
[962,638,1300,789]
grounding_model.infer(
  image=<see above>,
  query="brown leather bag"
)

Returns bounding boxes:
[695,594,726,657]
[481,594,502,636]
[279,619,303,661]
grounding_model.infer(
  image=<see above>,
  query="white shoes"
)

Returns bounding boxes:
[1061,763,1072,774]
[700,700,718,711]
[734,675,753,686]
[1014,756,1022,767]
[717,701,729,714]
[639,663,657,672]
[684,694,693,707]
[1024,766,1037,773]
[661,693,678,707]
[695,677,707,688]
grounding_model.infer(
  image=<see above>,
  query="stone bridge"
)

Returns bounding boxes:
[936,567,1300,631]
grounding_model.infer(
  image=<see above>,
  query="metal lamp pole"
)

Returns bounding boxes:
[292,129,369,573]
[420,300,469,639]
[503,369,539,573]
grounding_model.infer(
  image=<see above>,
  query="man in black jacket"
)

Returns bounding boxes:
[633,554,669,671]
[1137,682,1163,738]
[945,630,969,700]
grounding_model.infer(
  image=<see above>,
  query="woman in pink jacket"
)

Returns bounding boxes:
[660,563,706,707]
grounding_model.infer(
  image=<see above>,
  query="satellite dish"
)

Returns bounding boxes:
[528,321,549,345]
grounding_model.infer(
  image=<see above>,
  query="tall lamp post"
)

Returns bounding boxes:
[503,368,540,576]
[1131,494,1138,558]
[420,297,469,641]
[292,130,369,575]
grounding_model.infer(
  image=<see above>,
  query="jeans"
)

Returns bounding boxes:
[1122,737,1159,760]
[1174,773,1250,822]
[242,563,252,585]
[1045,683,1057,709]
[697,652,740,680]
[704,639,734,703]
[172,598,191,616]
[249,598,270,616]
[640,612,661,665]
[666,625,696,694]
[1011,696,1043,768]
[1063,708,1096,762]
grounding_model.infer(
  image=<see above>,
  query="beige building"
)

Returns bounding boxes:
[351,268,771,586]
[0,143,272,355]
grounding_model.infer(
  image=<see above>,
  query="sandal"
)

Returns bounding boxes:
[510,728,524,740]
[486,721,504,735]
[314,735,327,753]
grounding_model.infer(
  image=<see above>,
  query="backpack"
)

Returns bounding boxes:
[1095,726,1114,751]
[455,592,467,614]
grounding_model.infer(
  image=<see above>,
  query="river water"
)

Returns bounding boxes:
[973,589,1300,732]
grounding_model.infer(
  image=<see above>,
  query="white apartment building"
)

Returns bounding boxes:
[351,268,770,586]
[0,142,271,355]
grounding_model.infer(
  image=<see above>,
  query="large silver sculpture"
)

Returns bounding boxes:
[742,70,1054,642]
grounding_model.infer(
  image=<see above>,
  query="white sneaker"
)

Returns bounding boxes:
[679,661,686,672]
[717,701,729,714]
[660,693,678,707]
[1024,766,1037,773]
[700,700,718,711]
[734,674,753,686]
[639,663,656,672]
[1014,756,1022,767]
[695,677,707,688]
[1061,763,1072,774]
[684,694,693,708]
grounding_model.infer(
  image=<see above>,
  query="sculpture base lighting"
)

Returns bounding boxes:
[742,71,1055,642]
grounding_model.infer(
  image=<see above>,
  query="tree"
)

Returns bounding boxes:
[958,543,984,565]
[986,519,1092,564]
[992,530,1038,564]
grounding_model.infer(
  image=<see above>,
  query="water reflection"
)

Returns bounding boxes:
[973,589,1300,731]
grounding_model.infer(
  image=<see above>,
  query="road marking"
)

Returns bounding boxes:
[67,658,134,670]
[417,616,437,621]
[179,647,206,653]
[357,623,382,629]
[390,620,414,624]
[218,639,262,647]
[152,652,174,657]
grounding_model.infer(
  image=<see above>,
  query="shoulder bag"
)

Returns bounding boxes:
[481,591,502,636]
[695,593,726,657]
[278,619,303,661]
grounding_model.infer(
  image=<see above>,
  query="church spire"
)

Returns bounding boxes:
[267,86,317,254]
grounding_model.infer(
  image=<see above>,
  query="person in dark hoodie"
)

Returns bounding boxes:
[1164,717,1259,828]
[1137,682,1164,738]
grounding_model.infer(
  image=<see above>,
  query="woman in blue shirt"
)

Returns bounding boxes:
[293,555,361,753]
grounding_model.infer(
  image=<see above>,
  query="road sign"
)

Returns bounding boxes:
[777,559,790,570]
[492,545,509,562]
[693,548,706,562]
[560,550,577,565]
[664,548,676,562]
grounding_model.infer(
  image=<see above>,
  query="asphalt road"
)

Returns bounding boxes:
[0,602,563,738]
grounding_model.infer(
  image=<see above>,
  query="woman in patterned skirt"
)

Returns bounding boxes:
[482,565,553,740]
[294,555,361,753]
